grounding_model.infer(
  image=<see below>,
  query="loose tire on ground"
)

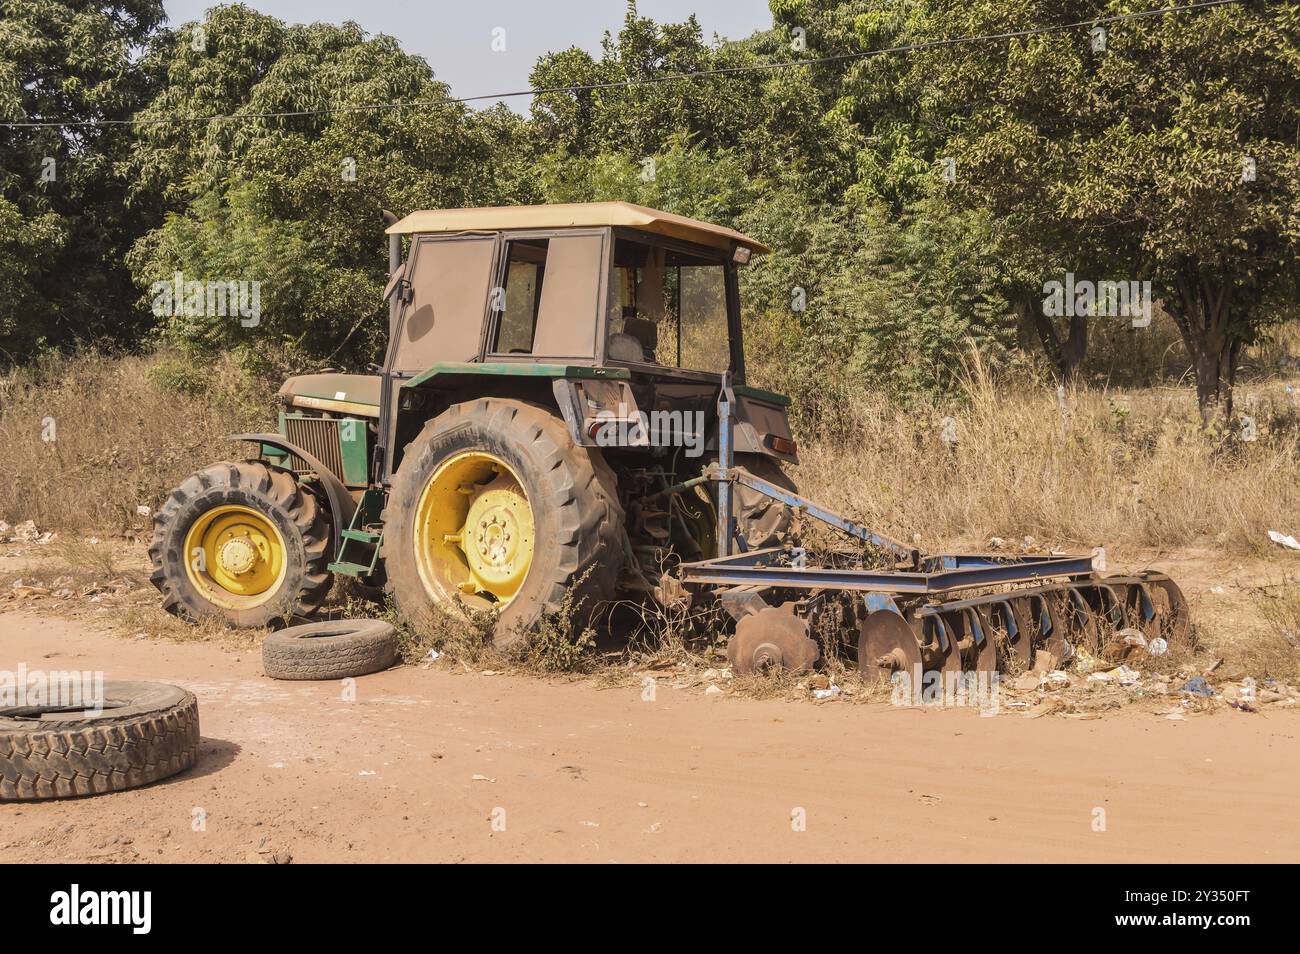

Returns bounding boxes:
[383,399,624,648]
[262,619,398,680]
[149,461,332,628]
[1,682,200,801]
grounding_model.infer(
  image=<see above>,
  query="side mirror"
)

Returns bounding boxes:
[382,269,412,304]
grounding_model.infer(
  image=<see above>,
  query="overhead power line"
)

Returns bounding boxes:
[0,0,1247,130]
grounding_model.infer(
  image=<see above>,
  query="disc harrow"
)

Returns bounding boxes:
[676,382,1194,679]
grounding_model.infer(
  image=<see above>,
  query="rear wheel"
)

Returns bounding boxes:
[149,461,332,627]
[383,399,624,647]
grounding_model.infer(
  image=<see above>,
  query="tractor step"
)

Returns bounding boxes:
[328,487,386,578]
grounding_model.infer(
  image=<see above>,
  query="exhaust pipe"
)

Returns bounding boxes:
[381,209,401,339]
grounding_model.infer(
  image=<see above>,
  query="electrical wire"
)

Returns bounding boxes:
[0,0,1247,130]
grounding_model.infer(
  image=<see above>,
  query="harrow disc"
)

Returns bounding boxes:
[931,613,966,676]
[969,606,1001,673]
[858,610,921,682]
[728,606,820,675]
[1143,574,1192,648]
[1062,586,1104,654]
[1025,594,1071,670]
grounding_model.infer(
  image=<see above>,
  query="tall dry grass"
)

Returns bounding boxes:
[789,355,1300,556]
[3,348,1297,559]
[0,350,274,535]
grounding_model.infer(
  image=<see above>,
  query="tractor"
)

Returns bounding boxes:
[149,202,1190,677]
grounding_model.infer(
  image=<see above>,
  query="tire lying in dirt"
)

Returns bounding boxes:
[149,461,332,628]
[383,398,624,649]
[1,682,200,801]
[262,619,398,680]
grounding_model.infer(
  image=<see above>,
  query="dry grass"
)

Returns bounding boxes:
[789,357,1300,557]
[3,349,1297,701]
[0,539,271,650]
[0,349,273,536]
[1246,577,1300,682]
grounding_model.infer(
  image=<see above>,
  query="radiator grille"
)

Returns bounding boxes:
[283,416,345,480]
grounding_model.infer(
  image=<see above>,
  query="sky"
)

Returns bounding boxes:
[161,1,776,110]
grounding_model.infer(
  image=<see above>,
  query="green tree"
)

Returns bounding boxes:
[897,0,1300,424]
[0,0,166,357]
[530,1,850,203]
[125,4,528,366]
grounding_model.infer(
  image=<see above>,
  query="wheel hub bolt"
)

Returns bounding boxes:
[219,538,257,575]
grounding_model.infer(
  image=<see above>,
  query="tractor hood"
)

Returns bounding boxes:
[278,374,381,417]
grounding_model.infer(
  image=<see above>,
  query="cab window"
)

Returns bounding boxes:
[492,239,548,354]
[606,238,730,373]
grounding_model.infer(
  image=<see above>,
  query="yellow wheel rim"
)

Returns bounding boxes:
[183,504,287,610]
[413,451,535,607]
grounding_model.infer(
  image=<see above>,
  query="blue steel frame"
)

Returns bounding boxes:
[688,382,1097,598]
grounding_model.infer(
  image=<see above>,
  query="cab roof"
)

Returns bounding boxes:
[385,201,770,255]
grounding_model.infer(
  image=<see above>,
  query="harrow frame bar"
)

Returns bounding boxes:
[685,378,1098,601]
[679,547,1097,596]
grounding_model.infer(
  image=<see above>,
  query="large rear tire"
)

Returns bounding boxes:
[383,399,624,648]
[149,461,332,628]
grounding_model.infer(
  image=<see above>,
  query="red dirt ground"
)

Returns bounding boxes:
[2,609,1297,863]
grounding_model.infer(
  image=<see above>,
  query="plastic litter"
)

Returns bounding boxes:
[1180,676,1213,697]
[1239,677,1256,703]
[1268,530,1300,551]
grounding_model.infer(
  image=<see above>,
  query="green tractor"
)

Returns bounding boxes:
[149,203,798,642]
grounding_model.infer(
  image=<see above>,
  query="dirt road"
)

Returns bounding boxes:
[2,609,1297,863]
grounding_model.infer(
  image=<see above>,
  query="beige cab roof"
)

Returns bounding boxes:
[386,201,770,255]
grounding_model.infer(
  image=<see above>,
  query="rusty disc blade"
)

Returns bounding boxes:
[1118,580,1151,634]
[1144,575,1192,648]
[1064,586,1102,653]
[971,606,1001,674]
[858,610,921,682]
[933,611,966,675]
[1034,595,1071,671]
[728,606,820,675]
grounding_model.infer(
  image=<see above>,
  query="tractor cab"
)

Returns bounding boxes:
[376,202,797,482]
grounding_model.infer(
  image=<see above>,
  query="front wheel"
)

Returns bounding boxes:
[149,461,332,627]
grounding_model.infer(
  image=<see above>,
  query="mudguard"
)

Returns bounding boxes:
[227,433,358,559]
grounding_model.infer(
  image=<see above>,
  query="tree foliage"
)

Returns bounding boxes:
[119,4,529,366]
[889,0,1300,420]
[1,0,1296,421]
[0,0,166,356]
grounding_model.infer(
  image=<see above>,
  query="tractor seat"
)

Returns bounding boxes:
[278,373,382,416]
[607,316,660,363]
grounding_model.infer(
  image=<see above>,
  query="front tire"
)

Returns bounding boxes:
[383,399,623,647]
[149,461,332,627]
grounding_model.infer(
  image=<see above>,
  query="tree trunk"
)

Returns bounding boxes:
[1166,273,1236,431]
[1016,293,1088,380]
